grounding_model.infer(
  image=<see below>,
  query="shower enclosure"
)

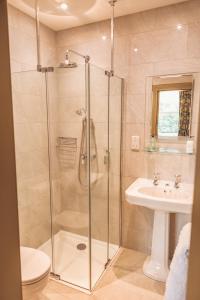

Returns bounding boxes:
[12,51,123,291]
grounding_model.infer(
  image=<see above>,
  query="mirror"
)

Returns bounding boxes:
[151,75,193,139]
[145,73,200,154]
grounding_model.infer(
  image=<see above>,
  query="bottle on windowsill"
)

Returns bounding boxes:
[186,137,194,154]
[147,135,157,152]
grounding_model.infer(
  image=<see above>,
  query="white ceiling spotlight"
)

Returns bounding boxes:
[59,2,68,11]
[133,48,139,53]
[176,24,183,30]
[102,35,107,41]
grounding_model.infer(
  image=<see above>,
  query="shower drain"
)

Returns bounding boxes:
[77,243,87,250]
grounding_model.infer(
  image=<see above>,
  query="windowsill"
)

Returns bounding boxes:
[156,136,191,144]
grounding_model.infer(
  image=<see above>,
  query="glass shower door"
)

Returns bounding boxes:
[89,67,123,288]
[46,62,91,290]
[39,57,122,291]
[89,64,109,289]
[109,75,123,259]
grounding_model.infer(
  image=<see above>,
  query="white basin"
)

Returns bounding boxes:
[125,178,193,282]
[126,178,193,214]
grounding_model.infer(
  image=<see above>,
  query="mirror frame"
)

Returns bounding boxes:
[145,72,200,154]
[151,82,193,139]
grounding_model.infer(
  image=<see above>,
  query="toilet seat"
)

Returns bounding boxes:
[20,247,51,285]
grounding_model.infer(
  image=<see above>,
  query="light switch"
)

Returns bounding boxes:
[131,136,140,151]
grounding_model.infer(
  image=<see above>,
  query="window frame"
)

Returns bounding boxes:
[151,82,193,142]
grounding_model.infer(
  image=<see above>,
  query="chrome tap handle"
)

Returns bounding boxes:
[153,172,160,186]
[174,174,181,188]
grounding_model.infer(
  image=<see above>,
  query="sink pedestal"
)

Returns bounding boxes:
[143,210,169,282]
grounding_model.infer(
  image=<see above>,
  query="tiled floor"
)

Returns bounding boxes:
[39,249,165,300]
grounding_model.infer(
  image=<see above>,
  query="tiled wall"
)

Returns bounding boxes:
[8,0,200,253]
[8,5,56,72]
[55,0,200,253]
[8,5,121,248]
[8,5,57,247]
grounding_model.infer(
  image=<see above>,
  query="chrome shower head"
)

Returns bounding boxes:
[59,62,78,68]
[59,50,78,68]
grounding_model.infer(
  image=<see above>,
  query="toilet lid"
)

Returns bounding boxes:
[20,247,51,284]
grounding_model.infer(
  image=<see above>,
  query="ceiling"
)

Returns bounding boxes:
[8,0,188,31]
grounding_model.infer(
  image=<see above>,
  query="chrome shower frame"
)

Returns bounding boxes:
[35,0,41,71]
[66,49,90,63]
[109,0,117,76]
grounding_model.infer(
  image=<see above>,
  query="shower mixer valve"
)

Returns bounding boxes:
[81,154,96,165]
[81,154,87,165]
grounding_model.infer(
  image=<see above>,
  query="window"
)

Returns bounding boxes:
[151,82,193,139]
[158,90,180,137]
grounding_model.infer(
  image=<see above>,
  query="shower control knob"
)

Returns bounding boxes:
[91,154,96,160]
[104,150,110,165]
[81,154,87,165]
[104,155,108,165]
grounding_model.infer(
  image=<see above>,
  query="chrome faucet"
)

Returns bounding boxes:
[174,174,181,189]
[153,173,160,186]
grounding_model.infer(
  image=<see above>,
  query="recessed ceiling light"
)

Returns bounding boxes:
[133,48,139,53]
[102,35,107,41]
[176,24,183,30]
[59,2,68,11]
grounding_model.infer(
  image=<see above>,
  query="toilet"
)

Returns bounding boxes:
[20,247,51,300]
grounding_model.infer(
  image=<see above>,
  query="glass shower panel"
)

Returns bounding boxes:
[12,61,122,293]
[89,64,109,289]
[11,70,52,256]
[46,63,90,290]
[109,75,122,259]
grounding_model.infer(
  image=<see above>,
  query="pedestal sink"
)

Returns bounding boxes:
[125,178,193,282]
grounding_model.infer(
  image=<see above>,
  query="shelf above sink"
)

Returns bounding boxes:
[144,147,195,155]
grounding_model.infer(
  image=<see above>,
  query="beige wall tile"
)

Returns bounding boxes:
[187,22,200,59]
[125,94,146,124]
[8,5,56,248]
[130,26,188,65]
[127,64,154,94]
